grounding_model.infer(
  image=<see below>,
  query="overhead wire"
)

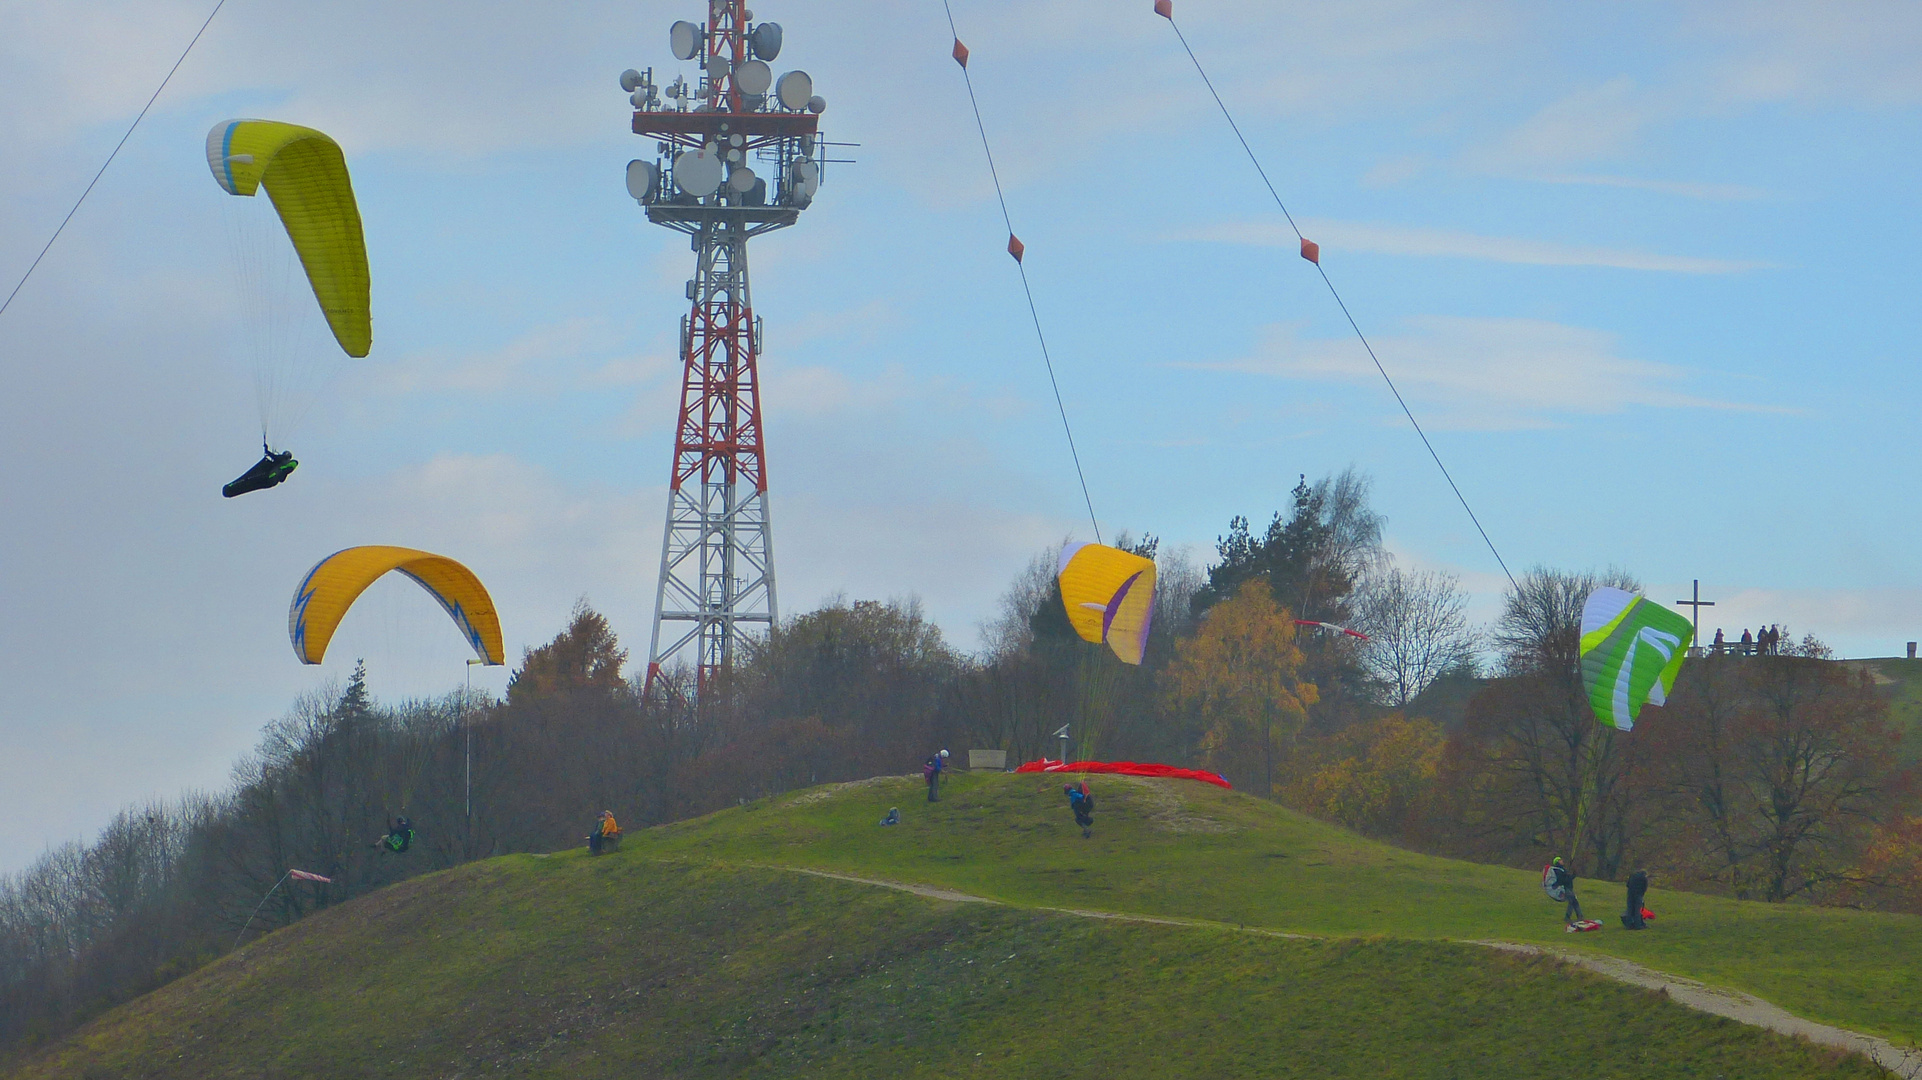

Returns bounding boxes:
[1154,2,1518,590]
[0,0,229,324]
[940,0,1103,545]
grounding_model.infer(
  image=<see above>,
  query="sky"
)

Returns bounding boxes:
[3,0,1920,872]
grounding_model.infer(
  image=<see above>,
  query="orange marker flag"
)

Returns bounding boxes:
[1300,237,1320,264]
[1008,234,1026,263]
[952,39,969,68]
[1154,0,1172,18]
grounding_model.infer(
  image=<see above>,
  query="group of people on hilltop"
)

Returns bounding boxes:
[1709,624,1786,656]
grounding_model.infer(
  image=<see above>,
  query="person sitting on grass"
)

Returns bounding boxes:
[1064,781,1095,839]
[879,807,900,826]
[588,810,620,855]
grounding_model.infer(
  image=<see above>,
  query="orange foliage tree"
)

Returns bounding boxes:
[1164,579,1318,795]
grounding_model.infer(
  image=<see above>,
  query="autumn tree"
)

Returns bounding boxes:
[1164,578,1318,795]
[1297,714,1446,836]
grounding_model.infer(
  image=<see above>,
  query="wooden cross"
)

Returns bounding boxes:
[1673,579,1715,649]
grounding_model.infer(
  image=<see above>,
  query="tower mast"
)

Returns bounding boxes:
[620,2,827,694]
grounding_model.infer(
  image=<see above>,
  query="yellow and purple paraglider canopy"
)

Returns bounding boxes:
[1056,542,1156,665]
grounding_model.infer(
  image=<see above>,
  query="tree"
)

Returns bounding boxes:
[1440,566,1640,875]
[1355,566,1478,706]
[1299,715,1445,835]
[1164,579,1318,795]
[507,598,627,703]
[1642,644,1910,901]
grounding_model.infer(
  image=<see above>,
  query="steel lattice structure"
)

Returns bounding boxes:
[621,1,827,694]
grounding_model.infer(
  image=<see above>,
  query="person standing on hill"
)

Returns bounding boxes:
[1064,781,1095,838]
[1545,856,1583,925]
[924,749,948,802]
[1621,869,1650,929]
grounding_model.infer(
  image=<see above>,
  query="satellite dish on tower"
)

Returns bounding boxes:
[749,22,783,60]
[626,159,659,202]
[728,166,758,193]
[674,148,723,196]
[735,59,773,95]
[776,70,813,110]
[620,69,644,93]
[705,54,731,82]
[669,21,702,61]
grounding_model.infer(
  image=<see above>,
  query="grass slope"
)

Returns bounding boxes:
[6,856,1881,1079]
[645,771,1922,1046]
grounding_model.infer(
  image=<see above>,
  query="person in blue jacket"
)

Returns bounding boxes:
[1064,781,1095,838]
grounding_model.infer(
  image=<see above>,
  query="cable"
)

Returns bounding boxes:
[0,0,228,323]
[941,1,1102,545]
[1158,6,1517,590]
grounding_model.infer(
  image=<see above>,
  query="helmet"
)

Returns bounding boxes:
[939,749,949,758]
[1063,784,1075,794]
[1551,856,1564,867]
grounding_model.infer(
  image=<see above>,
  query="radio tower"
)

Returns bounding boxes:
[620,2,828,695]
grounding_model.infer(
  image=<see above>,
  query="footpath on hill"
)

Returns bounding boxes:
[644,771,1922,1056]
[771,863,1917,1076]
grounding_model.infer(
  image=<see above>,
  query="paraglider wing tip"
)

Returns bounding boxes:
[1154,0,1172,18]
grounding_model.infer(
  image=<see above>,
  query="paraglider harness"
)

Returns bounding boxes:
[1065,782,1095,837]
[223,443,298,498]
[377,817,414,854]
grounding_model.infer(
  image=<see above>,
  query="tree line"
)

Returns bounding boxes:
[3,469,1917,1058]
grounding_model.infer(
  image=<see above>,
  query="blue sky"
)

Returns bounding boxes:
[3,0,1920,871]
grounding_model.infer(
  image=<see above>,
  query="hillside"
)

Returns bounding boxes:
[7,773,1914,1079]
[645,771,1922,1047]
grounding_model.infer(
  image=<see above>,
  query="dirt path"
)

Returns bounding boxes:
[770,864,1917,1076]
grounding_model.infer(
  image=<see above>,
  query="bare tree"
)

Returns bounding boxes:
[1355,566,1478,706]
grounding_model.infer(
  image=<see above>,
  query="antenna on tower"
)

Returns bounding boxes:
[623,0,842,698]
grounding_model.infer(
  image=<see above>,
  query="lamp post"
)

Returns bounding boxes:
[464,658,484,858]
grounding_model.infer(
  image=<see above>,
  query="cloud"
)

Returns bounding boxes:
[1178,219,1768,274]
[1187,316,1779,430]
[1535,174,1769,201]
[1475,77,1659,169]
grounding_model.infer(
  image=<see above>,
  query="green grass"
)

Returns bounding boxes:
[643,771,1922,1046]
[1863,657,1922,766]
[4,855,1883,1080]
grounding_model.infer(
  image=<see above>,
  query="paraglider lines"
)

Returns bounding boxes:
[0,0,228,324]
[1155,3,1516,589]
[942,0,1102,545]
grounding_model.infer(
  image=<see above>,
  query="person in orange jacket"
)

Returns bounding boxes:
[589,810,620,854]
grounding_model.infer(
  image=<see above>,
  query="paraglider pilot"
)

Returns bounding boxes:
[1064,781,1095,839]
[1546,856,1582,925]
[1621,869,1651,930]
[223,444,298,498]
[376,816,413,854]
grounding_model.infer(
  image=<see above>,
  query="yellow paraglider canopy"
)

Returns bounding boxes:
[206,119,371,357]
[289,546,504,666]
[1057,542,1157,665]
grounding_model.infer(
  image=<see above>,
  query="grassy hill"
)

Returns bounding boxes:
[7,772,1915,1079]
[644,771,1922,1046]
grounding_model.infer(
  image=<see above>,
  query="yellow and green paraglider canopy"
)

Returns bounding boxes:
[1056,542,1156,665]
[206,119,371,358]
[289,546,503,666]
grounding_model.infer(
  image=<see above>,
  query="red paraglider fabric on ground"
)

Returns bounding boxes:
[1015,759,1232,789]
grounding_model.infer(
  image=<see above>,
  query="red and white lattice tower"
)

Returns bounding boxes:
[620,2,827,694]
